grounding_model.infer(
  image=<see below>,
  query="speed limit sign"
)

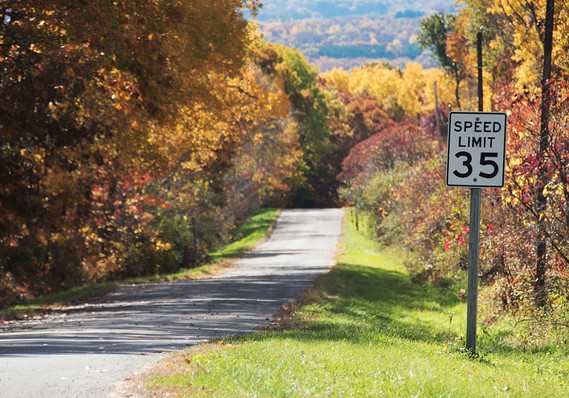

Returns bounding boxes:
[446,111,507,188]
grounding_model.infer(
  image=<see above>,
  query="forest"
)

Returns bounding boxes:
[1,0,569,342]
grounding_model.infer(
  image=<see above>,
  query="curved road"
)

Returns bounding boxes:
[0,208,344,398]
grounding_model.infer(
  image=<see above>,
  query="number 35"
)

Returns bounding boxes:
[453,152,499,179]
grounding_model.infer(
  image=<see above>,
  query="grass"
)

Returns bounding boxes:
[137,211,569,397]
[208,208,280,263]
[0,208,280,321]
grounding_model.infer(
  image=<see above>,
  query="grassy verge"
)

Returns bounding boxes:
[137,211,569,397]
[1,208,280,321]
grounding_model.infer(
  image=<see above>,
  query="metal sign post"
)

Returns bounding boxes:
[469,31,483,356]
[445,32,507,355]
[466,187,481,354]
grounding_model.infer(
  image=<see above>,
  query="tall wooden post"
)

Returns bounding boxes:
[535,0,555,307]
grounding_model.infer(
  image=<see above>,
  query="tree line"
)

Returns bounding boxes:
[260,14,438,71]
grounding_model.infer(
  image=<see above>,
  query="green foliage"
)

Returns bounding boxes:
[251,42,335,206]
[417,12,467,109]
[417,12,458,72]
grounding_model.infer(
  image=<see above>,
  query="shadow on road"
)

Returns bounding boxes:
[0,268,333,357]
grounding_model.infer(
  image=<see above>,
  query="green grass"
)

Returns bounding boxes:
[208,208,280,263]
[1,208,280,320]
[141,212,569,397]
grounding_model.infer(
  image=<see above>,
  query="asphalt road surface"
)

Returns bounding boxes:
[0,208,344,398]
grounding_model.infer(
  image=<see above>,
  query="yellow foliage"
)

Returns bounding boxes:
[487,0,569,91]
[321,68,351,91]
[323,62,456,119]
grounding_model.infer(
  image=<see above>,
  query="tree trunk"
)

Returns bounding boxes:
[454,72,461,110]
[534,0,555,307]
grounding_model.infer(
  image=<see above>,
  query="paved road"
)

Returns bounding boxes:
[0,208,344,398]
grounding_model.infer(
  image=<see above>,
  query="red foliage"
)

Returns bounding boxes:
[339,119,439,190]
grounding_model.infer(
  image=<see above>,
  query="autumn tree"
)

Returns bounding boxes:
[0,0,263,305]
[218,61,301,222]
[338,118,441,238]
[416,0,569,313]
[451,0,569,100]
[445,0,516,111]
[249,41,336,206]
[318,80,392,206]
[418,12,467,110]
[480,0,567,306]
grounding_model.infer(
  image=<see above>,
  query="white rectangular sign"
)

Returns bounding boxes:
[446,111,507,188]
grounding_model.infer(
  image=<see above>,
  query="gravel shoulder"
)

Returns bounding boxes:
[0,208,344,398]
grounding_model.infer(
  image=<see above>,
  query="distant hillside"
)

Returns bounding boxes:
[255,0,389,21]
[253,0,460,71]
[255,0,454,21]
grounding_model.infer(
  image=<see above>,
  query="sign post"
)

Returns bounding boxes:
[467,185,481,354]
[446,31,508,356]
[446,112,507,354]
